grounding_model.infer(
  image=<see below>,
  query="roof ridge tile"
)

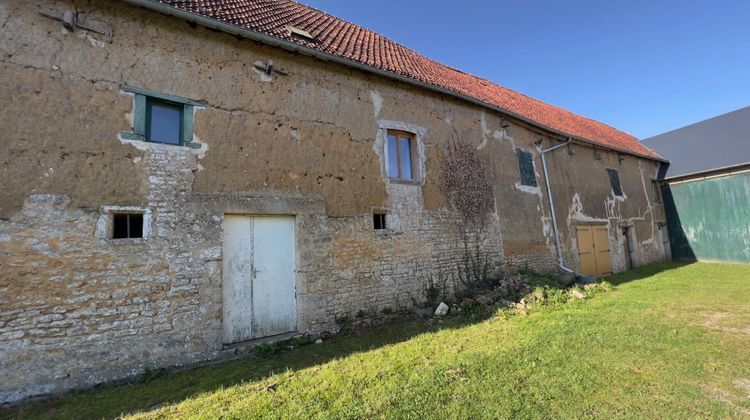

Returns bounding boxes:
[153,0,661,159]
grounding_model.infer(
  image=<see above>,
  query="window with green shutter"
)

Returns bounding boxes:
[120,86,203,148]
[516,149,537,187]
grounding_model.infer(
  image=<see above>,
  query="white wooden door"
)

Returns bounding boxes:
[251,217,297,338]
[223,215,296,343]
[223,216,254,343]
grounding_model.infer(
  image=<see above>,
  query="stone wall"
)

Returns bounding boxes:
[0,0,667,402]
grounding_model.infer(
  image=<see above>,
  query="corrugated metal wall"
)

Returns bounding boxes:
[664,171,750,263]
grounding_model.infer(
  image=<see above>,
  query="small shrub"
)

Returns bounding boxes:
[356,309,367,319]
[497,275,531,302]
[457,301,484,319]
[455,248,493,292]
[335,314,351,328]
[537,286,570,307]
[582,281,613,298]
[523,270,565,288]
[289,335,314,348]
[423,273,447,308]
[255,342,283,358]
[381,307,394,315]
[138,367,168,383]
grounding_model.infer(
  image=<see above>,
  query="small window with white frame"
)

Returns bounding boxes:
[386,129,417,181]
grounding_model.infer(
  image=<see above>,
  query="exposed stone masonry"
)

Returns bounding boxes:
[0,0,668,403]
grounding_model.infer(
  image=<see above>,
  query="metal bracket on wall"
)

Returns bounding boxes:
[39,9,111,38]
[567,142,575,155]
[253,59,289,76]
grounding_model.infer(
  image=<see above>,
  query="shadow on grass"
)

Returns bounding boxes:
[2,261,687,419]
[605,260,693,286]
[1,313,492,420]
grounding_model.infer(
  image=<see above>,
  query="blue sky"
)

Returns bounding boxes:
[303,0,750,139]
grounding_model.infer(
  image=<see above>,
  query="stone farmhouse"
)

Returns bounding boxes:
[0,0,669,402]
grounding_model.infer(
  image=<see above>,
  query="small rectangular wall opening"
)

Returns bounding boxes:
[112,213,144,239]
[516,149,537,187]
[622,226,634,269]
[652,180,663,203]
[607,169,623,197]
[373,213,387,230]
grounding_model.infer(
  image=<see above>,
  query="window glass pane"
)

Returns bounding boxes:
[148,100,182,144]
[399,136,413,179]
[112,214,129,239]
[129,214,144,238]
[387,134,399,178]
[607,169,623,196]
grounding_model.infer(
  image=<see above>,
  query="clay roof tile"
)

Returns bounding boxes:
[153,0,661,159]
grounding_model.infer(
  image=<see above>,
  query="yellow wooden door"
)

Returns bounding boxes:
[576,225,612,277]
[576,226,597,277]
[593,226,612,276]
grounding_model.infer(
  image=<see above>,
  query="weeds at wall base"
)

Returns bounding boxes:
[336,266,614,334]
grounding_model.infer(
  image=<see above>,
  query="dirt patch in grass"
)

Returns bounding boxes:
[734,379,750,399]
[704,381,750,417]
[698,311,750,336]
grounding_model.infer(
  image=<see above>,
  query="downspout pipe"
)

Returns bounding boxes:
[540,139,575,274]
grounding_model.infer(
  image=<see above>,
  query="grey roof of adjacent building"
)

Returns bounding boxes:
[641,106,750,179]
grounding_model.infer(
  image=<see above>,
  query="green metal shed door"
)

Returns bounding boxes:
[665,172,750,263]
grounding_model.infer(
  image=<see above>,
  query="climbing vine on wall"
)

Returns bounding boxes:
[440,140,498,293]
[441,141,494,227]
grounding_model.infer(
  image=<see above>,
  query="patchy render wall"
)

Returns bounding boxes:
[0,0,666,402]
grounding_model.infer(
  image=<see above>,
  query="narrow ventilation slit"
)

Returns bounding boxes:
[373,213,386,230]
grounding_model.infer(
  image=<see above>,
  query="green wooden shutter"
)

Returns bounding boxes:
[516,149,537,187]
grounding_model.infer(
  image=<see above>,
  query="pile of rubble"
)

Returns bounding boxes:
[431,273,611,317]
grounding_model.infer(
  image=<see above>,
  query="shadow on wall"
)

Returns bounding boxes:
[661,183,697,263]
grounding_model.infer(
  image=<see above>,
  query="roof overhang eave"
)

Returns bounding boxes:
[663,162,750,182]
[121,0,667,163]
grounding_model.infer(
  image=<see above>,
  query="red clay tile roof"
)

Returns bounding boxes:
[155,0,662,160]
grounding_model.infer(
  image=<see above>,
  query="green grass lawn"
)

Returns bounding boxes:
[4,262,750,419]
